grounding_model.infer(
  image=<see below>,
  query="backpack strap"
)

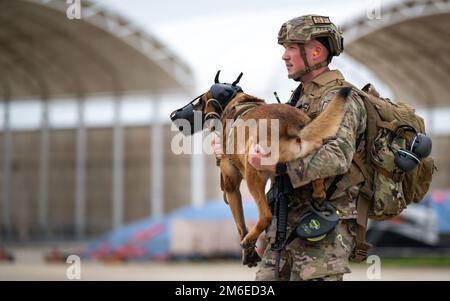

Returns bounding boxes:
[351,191,373,262]
[287,84,303,107]
[323,132,373,262]
[351,153,374,262]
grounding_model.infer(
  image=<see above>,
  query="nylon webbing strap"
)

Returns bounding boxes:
[351,189,373,263]
[287,84,303,107]
[325,174,343,201]
[293,45,330,80]
[300,44,310,72]
[232,103,260,121]
[350,144,374,262]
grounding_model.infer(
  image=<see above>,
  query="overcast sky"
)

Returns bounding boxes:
[95,0,399,99]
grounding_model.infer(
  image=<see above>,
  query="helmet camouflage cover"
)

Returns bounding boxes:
[278,15,344,57]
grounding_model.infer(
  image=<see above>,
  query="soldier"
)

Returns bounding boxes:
[212,14,368,280]
[247,14,368,281]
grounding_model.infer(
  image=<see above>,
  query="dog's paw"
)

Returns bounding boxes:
[242,247,261,268]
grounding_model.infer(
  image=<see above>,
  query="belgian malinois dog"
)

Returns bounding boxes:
[171,71,351,267]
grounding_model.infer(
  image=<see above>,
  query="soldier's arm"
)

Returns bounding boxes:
[286,89,366,188]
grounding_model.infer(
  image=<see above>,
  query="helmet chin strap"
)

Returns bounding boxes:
[290,44,329,81]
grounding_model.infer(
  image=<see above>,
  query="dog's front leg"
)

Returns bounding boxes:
[224,188,247,240]
[241,167,272,266]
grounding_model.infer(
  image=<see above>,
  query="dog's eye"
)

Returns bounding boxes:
[297,124,305,130]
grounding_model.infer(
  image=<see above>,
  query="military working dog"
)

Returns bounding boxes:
[171,71,351,266]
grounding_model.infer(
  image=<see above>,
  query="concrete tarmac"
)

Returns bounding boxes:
[1,245,449,281]
[1,261,450,281]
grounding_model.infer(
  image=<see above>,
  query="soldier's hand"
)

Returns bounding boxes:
[211,132,224,160]
[248,143,276,172]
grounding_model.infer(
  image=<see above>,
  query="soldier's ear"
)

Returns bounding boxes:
[313,46,321,58]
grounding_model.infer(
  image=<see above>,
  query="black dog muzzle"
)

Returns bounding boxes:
[170,94,204,135]
[169,70,244,136]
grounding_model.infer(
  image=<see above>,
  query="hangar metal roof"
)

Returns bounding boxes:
[0,0,193,100]
[343,0,450,107]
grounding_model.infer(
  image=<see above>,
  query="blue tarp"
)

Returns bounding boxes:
[423,190,450,233]
[81,198,258,260]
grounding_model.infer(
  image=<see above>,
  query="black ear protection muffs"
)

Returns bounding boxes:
[295,200,340,242]
[411,132,432,158]
[393,125,432,172]
[394,149,421,172]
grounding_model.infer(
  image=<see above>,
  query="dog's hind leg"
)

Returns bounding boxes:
[312,178,327,202]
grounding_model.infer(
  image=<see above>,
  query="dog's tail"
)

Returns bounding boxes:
[337,86,352,99]
[297,87,352,158]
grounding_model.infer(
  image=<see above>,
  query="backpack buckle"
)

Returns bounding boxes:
[350,242,372,263]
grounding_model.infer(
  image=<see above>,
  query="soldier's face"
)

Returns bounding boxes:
[282,43,307,78]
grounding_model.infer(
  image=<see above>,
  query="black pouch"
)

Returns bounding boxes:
[295,201,340,242]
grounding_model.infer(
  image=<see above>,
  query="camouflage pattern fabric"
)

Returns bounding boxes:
[371,129,407,219]
[255,201,357,281]
[257,69,367,281]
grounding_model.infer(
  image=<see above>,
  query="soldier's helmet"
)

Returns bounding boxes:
[278,15,343,59]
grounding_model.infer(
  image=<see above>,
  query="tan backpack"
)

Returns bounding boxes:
[348,83,436,262]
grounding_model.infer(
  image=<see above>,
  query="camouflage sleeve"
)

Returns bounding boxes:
[286,89,367,188]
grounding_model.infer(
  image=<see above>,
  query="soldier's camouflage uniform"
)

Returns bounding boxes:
[255,69,367,281]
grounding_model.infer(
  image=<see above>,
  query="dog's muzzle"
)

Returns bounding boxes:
[170,95,204,136]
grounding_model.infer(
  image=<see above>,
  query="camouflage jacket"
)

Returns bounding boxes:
[285,69,367,219]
